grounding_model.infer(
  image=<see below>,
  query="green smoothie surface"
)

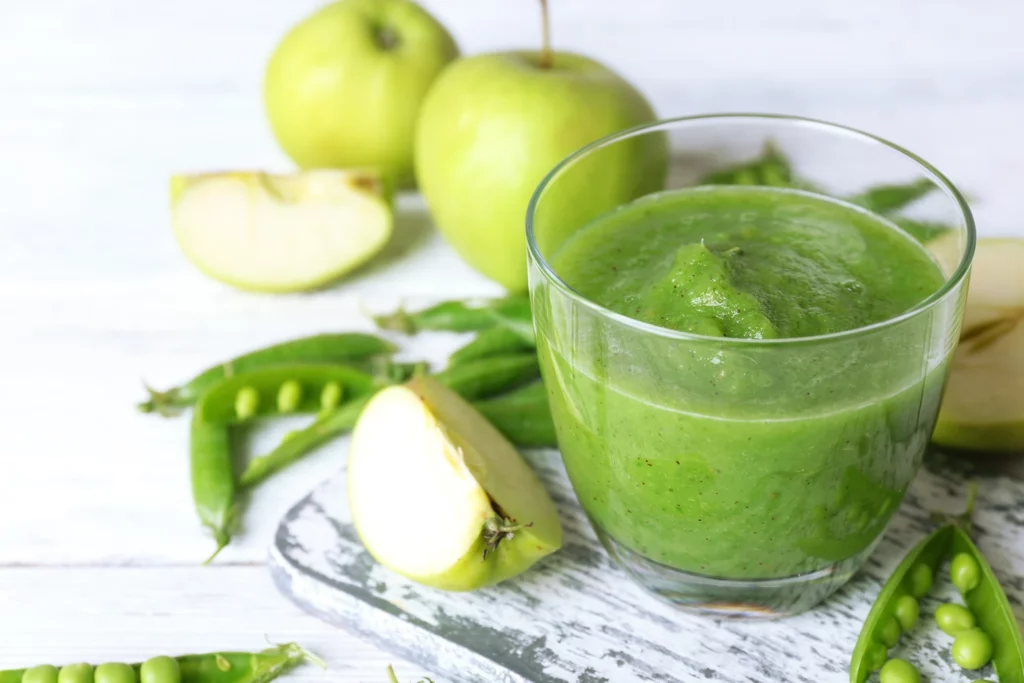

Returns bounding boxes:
[551,186,945,338]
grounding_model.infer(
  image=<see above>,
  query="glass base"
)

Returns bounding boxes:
[598,529,877,618]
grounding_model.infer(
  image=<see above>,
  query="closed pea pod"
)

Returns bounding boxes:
[57,666,92,683]
[93,665,134,683]
[447,326,535,367]
[935,603,976,635]
[190,403,236,563]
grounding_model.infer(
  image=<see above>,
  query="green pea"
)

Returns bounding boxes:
[320,381,343,412]
[935,603,976,635]
[879,658,920,683]
[23,665,59,683]
[893,594,919,631]
[951,552,981,594]
[58,664,93,683]
[234,386,260,420]
[879,614,902,648]
[864,641,888,671]
[276,380,303,413]
[908,563,933,598]
[94,663,136,683]
[140,656,181,683]
[952,628,993,670]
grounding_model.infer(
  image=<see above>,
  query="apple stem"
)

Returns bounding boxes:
[482,515,533,559]
[538,0,553,69]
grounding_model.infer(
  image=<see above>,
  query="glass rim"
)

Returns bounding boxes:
[525,112,976,346]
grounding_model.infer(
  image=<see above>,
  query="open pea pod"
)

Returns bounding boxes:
[952,527,1024,683]
[849,525,954,683]
[197,363,378,424]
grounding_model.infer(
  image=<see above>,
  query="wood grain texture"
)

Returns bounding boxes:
[271,450,1024,683]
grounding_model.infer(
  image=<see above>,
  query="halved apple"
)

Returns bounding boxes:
[930,235,1024,452]
[348,376,562,591]
[171,169,392,292]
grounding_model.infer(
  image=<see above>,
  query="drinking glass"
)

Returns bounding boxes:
[526,114,975,617]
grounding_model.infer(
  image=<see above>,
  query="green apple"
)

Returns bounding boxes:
[348,376,562,591]
[264,0,459,186]
[930,235,1024,452]
[414,7,667,291]
[171,169,392,292]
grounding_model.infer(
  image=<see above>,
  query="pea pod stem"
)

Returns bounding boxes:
[137,333,395,417]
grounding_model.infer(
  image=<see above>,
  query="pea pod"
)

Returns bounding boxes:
[849,525,955,683]
[0,645,321,683]
[373,294,532,337]
[239,354,543,490]
[190,406,236,564]
[449,326,535,367]
[474,382,557,448]
[951,526,1024,683]
[698,142,800,188]
[196,364,376,424]
[138,333,395,416]
[847,178,938,214]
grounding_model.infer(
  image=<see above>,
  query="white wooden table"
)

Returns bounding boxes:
[1,1,1021,681]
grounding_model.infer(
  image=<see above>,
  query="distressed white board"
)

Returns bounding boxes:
[270,449,1024,683]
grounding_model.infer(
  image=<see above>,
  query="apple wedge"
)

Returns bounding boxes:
[930,235,1024,452]
[171,169,392,292]
[348,376,562,591]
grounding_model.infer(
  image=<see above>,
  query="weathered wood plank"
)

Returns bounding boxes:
[271,450,1024,683]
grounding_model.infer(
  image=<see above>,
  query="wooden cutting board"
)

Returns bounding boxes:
[269,449,1023,683]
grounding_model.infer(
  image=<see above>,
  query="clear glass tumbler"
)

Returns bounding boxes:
[526,114,974,617]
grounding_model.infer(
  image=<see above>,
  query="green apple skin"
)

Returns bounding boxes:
[415,51,668,291]
[265,0,459,186]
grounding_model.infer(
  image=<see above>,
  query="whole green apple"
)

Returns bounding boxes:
[415,50,667,291]
[265,0,458,186]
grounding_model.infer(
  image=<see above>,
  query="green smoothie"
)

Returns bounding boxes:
[538,186,948,580]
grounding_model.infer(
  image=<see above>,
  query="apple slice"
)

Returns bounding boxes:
[348,376,562,591]
[930,235,1024,452]
[171,169,392,292]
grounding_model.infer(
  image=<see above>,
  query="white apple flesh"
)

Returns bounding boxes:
[171,170,393,293]
[930,235,1024,452]
[348,377,562,591]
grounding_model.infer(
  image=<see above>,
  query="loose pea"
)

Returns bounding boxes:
[951,552,981,594]
[864,641,888,671]
[879,658,920,683]
[235,386,260,420]
[908,563,933,598]
[880,659,921,683]
[893,594,919,631]
[276,380,303,413]
[23,665,59,683]
[952,628,993,670]
[140,656,180,683]
[935,603,976,635]
[879,614,902,648]
[320,381,343,412]
[58,664,93,683]
[94,663,136,683]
